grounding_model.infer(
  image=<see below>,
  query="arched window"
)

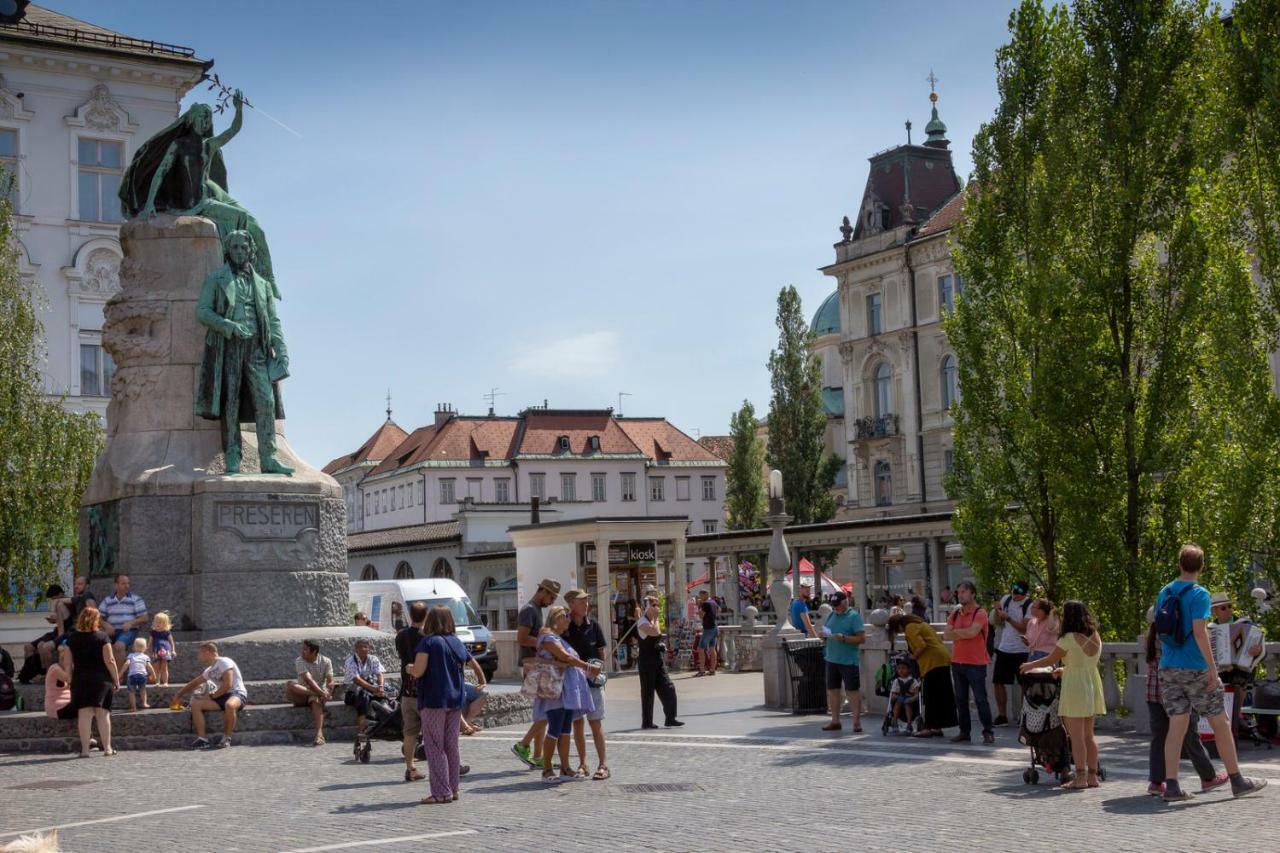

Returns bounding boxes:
[394,561,414,579]
[874,363,892,418]
[360,565,378,581]
[941,355,959,410]
[874,460,892,506]
[431,558,453,579]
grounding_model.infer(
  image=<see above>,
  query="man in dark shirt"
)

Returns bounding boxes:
[512,578,561,768]
[564,589,609,779]
[395,601,428,782]
[696,589,720,677]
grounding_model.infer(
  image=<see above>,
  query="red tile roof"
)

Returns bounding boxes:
[516,410,642,456]
[322,419,409,475]
[914,190,964,239]
[698,435,735,462]
[616,419,722,464]
[366,418,522,476]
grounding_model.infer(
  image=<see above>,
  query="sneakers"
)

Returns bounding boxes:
[982,732,996,745]
[511,743,535,768]
[1231,776,1268,799]
[993,715,1009,726]
[1162,787,1195,802]
[191,737,212,750]
[215,737,231,749]
[1201,772,1229,793]
[1147,782,1166,796]
[664,719,685,727]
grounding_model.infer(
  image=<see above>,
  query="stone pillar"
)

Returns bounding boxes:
[726,551,741,623]
[595,535,611,671]
[673,536,688,622]
[708,555,719,599]
[929,537,944,621]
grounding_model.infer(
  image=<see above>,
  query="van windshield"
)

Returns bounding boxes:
[411,597,480,628]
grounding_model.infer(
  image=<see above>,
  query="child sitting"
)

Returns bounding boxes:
[884,659,920,735]
[150,612,175,685]
[124,637,157,711]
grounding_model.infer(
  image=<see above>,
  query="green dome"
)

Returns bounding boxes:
[811,290,840,336]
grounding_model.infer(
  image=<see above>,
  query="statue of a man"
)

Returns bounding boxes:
[195,230,293,475]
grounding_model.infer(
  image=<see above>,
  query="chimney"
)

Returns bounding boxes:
[434,403,453,427]
[530,496,540,525]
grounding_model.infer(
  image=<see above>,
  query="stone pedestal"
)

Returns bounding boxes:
[79,215,349,632]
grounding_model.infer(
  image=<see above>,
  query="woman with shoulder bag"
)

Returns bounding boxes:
[532,606,599,783]
[408,605,472,805]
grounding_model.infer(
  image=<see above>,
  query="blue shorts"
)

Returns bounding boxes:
[127,673,148,693]
[464,684,483,705]
[212,691,247,710]
[698,627,718,650]
[112,629,138,650]
[545,707,575,738]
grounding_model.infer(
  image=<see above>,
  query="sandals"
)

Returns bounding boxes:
[821,723,842,732]
[404,768,425,782]
[593,766,611,780]
[1087,768,1101,788]
[420,796,448,805]
[103,748,118,757]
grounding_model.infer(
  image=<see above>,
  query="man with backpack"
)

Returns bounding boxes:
[1155,543,1267,801]
[991,580,1032,725]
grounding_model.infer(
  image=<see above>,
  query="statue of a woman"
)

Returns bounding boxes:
[118,90,278,296]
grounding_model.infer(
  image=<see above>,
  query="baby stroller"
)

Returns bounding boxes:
[350,680,402,764]
[1017,668,1105,784]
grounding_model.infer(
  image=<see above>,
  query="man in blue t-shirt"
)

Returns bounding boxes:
[789,580,815,637]
[820,591,865,733]
[1154,543,1266,801]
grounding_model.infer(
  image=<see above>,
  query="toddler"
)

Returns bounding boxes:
[884,659,920,734]
[124,637,156,711]
[150,612,176,685]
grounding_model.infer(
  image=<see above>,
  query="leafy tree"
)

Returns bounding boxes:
[949,0,1280,637]
[0,179,103,610]
[765,286,841,526]
[724,399,766,530]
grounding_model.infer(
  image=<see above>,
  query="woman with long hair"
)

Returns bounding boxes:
[65,607,119,757]
[886,613,956,738]
[1020,600,1105,789]
[407,605,471,804]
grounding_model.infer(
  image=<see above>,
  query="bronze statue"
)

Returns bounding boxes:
[119,90,278,297]
[195,230,292,476]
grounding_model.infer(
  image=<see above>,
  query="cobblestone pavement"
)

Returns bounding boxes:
[2,673,1277,853]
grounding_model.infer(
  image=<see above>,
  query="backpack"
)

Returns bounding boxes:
[1155,584,1193,646]
[0,672,16,711]
[874,662,893,697]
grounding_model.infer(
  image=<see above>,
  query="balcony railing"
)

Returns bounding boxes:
[854,414,899,440]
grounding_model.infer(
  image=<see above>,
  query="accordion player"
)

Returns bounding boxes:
[1209,621,1266,685]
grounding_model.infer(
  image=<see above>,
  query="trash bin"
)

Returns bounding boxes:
[784,638,827,714]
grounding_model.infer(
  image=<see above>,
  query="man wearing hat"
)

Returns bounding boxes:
[789,579,816,637]
[511,577,561,769]
[563,589,610,779]
[1209,591,1264,654]
[820,591,865,733]
[991,580,1032,726]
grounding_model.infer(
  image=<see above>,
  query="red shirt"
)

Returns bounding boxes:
[948,605,990,665]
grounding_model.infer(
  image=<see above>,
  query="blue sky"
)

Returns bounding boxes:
[53,1,1015,466]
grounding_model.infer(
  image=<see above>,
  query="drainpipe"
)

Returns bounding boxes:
[421,469,429,526]
[905,237,927,506]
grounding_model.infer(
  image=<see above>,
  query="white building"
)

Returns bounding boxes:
[1,7,209,422]
[326,405,727,628]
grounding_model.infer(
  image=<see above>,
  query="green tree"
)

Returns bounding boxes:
[949,0,1280,637]
[0,179,103,610]
[725,399,766,529]
[765,285,841,526]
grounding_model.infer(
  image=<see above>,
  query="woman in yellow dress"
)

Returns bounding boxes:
[1020,600,1105,789]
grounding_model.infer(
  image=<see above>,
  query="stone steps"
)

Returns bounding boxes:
[15,679,300,712]
[0,687,531,753]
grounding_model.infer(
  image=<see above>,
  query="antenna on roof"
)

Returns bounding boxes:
[385,389,392,421]
[483,387,506,417]
[617,391,632,417]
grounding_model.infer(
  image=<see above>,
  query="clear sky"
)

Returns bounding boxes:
[52,0,1015,466]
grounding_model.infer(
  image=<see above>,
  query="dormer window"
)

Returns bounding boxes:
[588,435,601,453]
[557,435,571,453]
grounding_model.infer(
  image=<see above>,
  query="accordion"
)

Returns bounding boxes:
[1208,621,1265,674]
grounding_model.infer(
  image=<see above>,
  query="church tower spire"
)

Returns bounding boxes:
[924,69,949,150]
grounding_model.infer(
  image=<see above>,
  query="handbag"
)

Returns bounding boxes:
[521,661,565,700]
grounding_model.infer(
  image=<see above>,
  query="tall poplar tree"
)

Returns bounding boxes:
[0,182,103,609]
[949,0,1280,636]
[766,286,841,526]
[725,399,766,530]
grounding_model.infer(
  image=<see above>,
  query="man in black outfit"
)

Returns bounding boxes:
[637,597,682,729]
[563,589,610,778]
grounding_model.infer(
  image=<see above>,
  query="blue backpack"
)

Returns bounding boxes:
[1155,584,1193,646]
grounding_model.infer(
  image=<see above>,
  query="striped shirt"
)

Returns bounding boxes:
[99,592,147,631]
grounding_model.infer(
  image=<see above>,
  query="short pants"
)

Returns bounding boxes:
[1159,667,1226,717]
[111,629,138,651]
[698,627,719,650]
[585,685,605,722]
[825,661,860,691]
[127,673,147,693]
[400,694,421,738]
[992,650,1028,685]
[212,690,247,710]
[464,684,484,706]
[545,707,575,738]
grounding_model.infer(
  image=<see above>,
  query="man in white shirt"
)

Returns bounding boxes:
[174,642,247,749]
[286,639,334,746]
[991,580,1032,725]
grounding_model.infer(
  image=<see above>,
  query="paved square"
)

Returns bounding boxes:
[2,674,1276,852]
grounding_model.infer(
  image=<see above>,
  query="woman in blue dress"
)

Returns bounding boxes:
[534,606,600,783]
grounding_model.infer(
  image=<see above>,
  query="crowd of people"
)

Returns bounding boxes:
[789,543,1271,801]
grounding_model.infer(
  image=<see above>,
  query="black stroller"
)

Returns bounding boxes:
[350,680,403,764]
[1017,668,1106,784]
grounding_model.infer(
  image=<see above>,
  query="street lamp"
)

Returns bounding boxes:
[766,469,793,634]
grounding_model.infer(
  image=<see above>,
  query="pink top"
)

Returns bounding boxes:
[44,664,70,719]
[1023,616,1060,656]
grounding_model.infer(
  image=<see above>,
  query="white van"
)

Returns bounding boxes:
[348,578,497,678]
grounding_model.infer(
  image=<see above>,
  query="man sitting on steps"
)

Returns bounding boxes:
[285,640,334,746]
[174,642,248,750]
